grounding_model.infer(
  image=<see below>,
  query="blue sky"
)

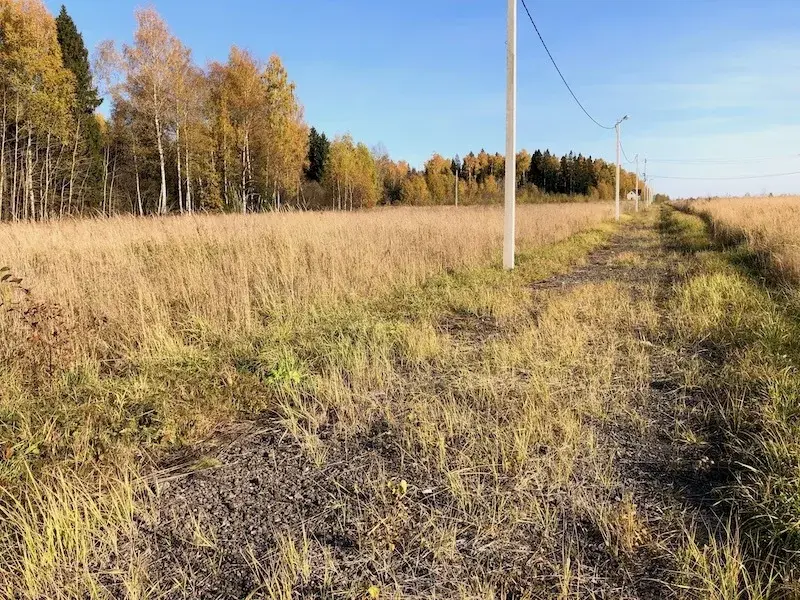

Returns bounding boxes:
[47,0,800,198]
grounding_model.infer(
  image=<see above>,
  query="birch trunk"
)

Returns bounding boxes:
[77,164,90,214]
[185,137,192,213]
[11,95,20,221]
[0,92,6,221]
[37,138,45,219]
[155,108,168,215]
[102,143,109,216]
[52,142,65,218]
[175,110,183,213]
[59,181,65,218]
[134,144,143,216]
[222,126,229,207]
[67,118,80,216]
[108,151,117,214]
[43,132,51,220]
[25,128,34,221]
[240,144,246,214]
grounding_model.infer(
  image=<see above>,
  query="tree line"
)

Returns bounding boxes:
[0,0,642,222]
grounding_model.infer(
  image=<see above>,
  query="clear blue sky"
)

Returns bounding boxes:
[47,0,800,198]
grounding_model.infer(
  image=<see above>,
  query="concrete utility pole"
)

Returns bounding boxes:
[635,154,639,213]
[503,0,517,270]
[614,115,628,221]
[643,158,647,207]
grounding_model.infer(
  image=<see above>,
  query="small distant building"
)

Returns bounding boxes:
[626,191,640,201]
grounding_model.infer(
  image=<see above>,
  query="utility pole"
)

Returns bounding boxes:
[503,0,516,270]
[635,154,639,213]
[643,158,647,207]
[455,172,459,207]
[614,116,628,221]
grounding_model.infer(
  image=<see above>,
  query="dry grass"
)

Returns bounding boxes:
[0,203,612,470]
[199,272,660,598]
[682,196,800,281]
[664,207,800,596]
[0,204,610,351]
[0,203,618,598]
[11,201,797,597]
[12,202,792,597]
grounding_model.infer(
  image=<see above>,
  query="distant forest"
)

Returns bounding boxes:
[0,1,642,221]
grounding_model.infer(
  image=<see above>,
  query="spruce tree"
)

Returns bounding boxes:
[56,5,101,115]
[56,4,103,197]
[306,127,330,183]
[56,5,102,156]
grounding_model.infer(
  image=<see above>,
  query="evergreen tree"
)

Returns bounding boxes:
[559,155,569,194]
[451,154,461,177]
[56,5,102,167]
[528,150,543,190]
[306,127,329,183]
[56,5,101,115]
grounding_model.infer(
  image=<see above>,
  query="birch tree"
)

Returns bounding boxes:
[260,55,307,210]
[98,8,187,215]
[0,0,75,221]
[222,47,264,213]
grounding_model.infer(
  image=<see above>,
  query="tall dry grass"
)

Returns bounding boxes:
[0,204,611,358]
[0,203,617,598]
[664,208,800,596]
[686,196,800,281]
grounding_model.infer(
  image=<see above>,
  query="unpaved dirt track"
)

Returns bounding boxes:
[136,212,726,599]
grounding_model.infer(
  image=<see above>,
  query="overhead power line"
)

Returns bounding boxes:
[619,139,635,164]
[647,154,800,165]
[652,170,800,181]
[519,0,614,130]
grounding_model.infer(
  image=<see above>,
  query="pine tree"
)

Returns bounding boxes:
[451,155,461,177]
[56,4,101,157]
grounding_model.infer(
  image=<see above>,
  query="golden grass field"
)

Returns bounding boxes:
[2,199,799,598]
[0,203,620,598]
[0,204,611,352]
[685,196,800,281]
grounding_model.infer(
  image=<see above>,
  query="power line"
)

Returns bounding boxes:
[651,170,800,181]
[647,154,799,165]
[619,139,635,164]
[624,151,799,167]
[519,0,614,130]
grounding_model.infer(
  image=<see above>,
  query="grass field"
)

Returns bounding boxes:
[681,196,800,282]
[2,200,799,598]
[675,197,800,593]
[0,203,615,598]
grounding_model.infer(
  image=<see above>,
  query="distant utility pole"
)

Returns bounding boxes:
[643,158,648,207]
[635,154,639,213]
[503,0,517,270]
[614,115,628,221]
[455,172,459,207]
